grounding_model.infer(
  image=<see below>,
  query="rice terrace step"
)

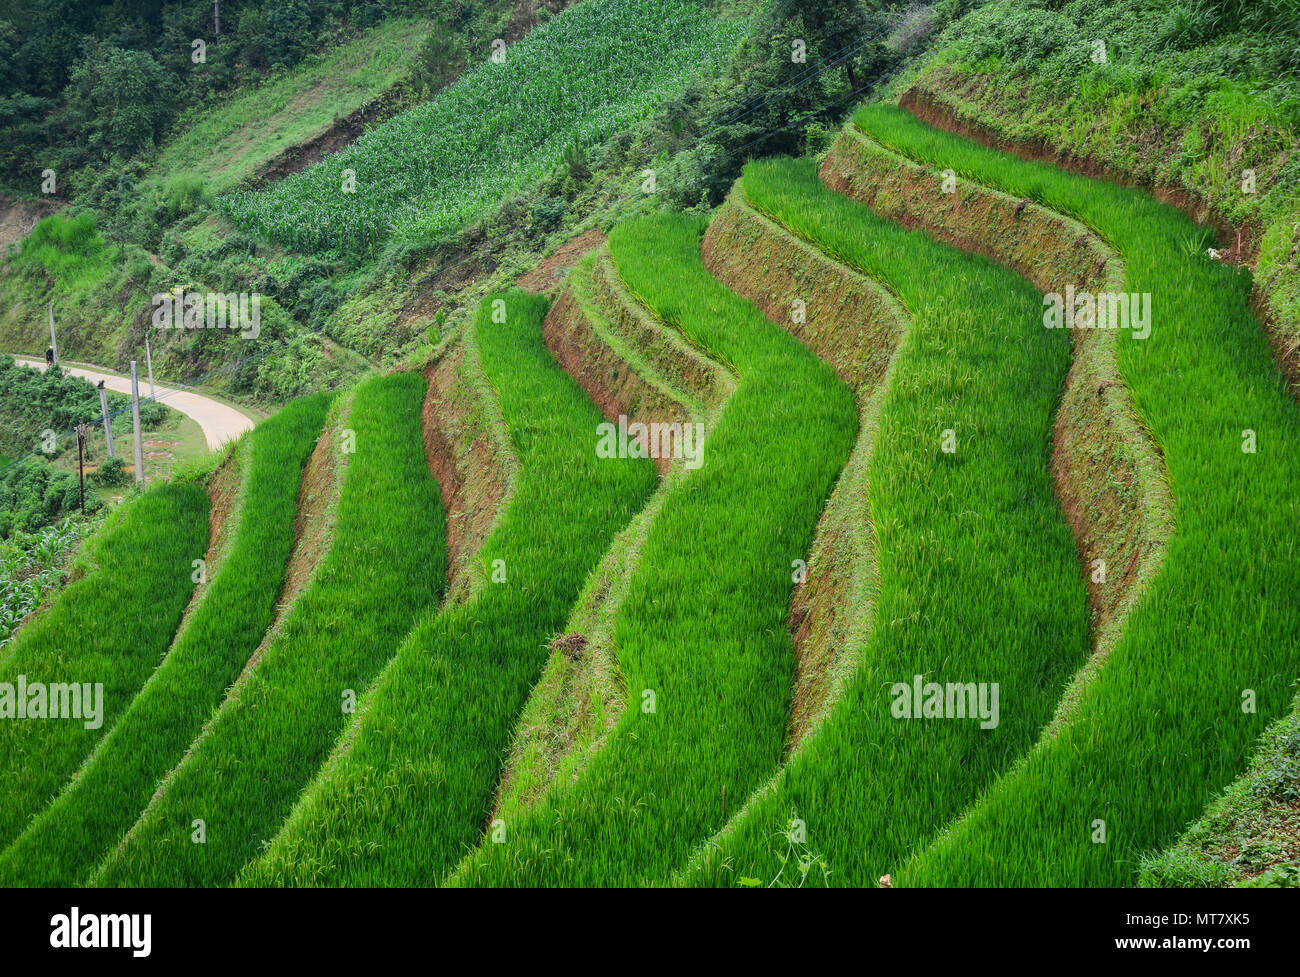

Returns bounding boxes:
[0,0,1296,957]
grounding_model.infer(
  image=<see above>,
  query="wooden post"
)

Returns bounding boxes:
[47,302,58,365]
[145,334,156,400]
[97,381,116,458]
[130,361,145,488]
[74,422,89,517]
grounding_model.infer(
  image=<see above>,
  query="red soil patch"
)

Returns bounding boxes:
[517,229,607,294]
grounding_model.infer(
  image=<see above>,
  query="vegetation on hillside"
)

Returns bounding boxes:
[855,104,1300,886]
[0,393,331,885]
[95,372,446,887]
[0,481,208,852]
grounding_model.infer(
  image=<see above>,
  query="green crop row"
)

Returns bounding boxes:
[238,291,657,886]
[847,104,1300,886]
[220,0,744,254]
[0,393,332,886]
[453,212,858,886]
[92,372,446,887]
[677,156,1090,886]
[0,483,208,851]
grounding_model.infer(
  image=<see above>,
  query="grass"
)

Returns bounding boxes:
[0,393,331,885]
[848,104,1300,886]
[677,157,1090,887]
[238,291,657,886]
[0,483,208,851]
[152,18,433,196]
[92,372,446,887]
[452,212,858,886]
[1139,698,1300,888]
[221,0,745,253]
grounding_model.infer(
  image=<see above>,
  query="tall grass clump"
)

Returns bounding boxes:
[850,104,1300,886]
[93,373,446,887]
[454,213,858,886]
[0,393,332,886]
[239,291,657,886]
[220,0,744,253]
[678,158,1090,887]
[0,483,208,851]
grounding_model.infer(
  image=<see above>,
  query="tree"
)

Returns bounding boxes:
[65,42,176,158]
[770,0,873,89]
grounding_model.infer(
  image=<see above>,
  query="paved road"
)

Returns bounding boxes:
[12,358,255,450]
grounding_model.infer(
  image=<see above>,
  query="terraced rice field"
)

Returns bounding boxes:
[93,374,445,887]
[847,105,1300,886]
[4,89,1297,893]
[0,484,208,852]
[678,156,1091,886]
[453,213,858,886]
[238,292,656,886]
[0,393,331,885]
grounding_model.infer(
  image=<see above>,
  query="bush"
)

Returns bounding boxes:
[89,457,130,488]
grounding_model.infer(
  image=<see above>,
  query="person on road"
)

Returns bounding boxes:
[45,346,54,370]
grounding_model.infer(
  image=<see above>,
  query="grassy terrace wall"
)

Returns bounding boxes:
[0,394,331,885]
[487,250,734,824]
[681,158,1091,887]
[700,188,905,747]
[856,106,1300,886]
[453,213,858,886]
[0,483,208,852]
[237,291,656,886]
[94,373,446,887]
[820,116,1174,730]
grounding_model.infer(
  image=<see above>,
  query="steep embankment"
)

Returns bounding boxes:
[0,484,209,851]
[679,158,1090,887]
[854,104,1300,886]
[0,394,331,885]
[93,373,446,887]
[238,291,657,886]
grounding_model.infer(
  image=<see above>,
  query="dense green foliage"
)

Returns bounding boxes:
[455,212,857,886]
[0,458,100,538]
[0,392,331,885]
[240,291,657,886]
[934,0,1299,113]
[0,516,93,648]
[0,482,208,851]
[0,0,448,189]
[94,371,445,887]
[680,155,1090,887]
[221,0,747,252]
[850,105,1300,886]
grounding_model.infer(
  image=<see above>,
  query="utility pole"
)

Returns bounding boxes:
[130,361,145,489]
[214,0,220,35]
[145,334,156,400]
[97,380,116,458]
[48,302,58,365]
[74,421,89,517]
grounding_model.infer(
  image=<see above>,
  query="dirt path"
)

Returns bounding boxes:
[11,358,255,449]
